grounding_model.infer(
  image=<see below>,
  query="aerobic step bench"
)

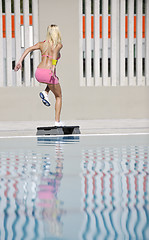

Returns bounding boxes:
[36,126,81,135]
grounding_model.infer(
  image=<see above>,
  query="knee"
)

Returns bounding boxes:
[55,96,62,103]
[55,93,62,100]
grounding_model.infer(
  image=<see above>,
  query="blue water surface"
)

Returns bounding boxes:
[0,135,149,240]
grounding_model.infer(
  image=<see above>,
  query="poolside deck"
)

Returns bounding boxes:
[0,119,149,136]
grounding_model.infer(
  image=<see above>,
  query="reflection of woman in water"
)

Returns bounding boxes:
[37,144,65,237]
[14,25,63,126]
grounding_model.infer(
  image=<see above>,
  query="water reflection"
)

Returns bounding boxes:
[37,142,65,238]
[0,136,149,240]
[0,140,65,239]
[81,145,149,240]
[37,136,80,146]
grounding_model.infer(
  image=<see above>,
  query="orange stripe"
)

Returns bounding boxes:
[143,15,145,38]
[108,15,110,38]
[29,15,32,25]
[2,15,6,38]
[2,14,32,38]
[2,14,146,39]
[20,15,23,25]
[83,15,85,38]
[134,15,136,38]
[82,15,145,39]
[91,15,94,38]
[125,15,128,38]
[100,16,102,38]
[12,15,15,38]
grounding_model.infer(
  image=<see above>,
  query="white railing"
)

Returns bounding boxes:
[80,0,149,87]
[0,0,39,87]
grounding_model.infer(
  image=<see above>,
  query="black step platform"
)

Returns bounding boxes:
[36,126,81,135]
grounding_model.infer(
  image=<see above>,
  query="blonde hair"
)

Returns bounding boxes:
[42,25,62,53]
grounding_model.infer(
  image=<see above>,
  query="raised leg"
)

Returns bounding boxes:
[45,85,50,94]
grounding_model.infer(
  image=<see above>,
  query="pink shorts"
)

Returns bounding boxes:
[35,68,59,84]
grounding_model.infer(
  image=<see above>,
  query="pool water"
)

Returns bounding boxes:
[0,135,149,240]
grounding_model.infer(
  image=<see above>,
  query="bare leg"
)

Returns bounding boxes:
[45,85,50,94]
[47,83,62,122]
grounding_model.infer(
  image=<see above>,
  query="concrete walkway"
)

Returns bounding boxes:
[0,119,149,136]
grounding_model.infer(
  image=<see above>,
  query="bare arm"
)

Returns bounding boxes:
[14,42,40,71]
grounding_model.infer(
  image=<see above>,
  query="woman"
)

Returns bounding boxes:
[14,24,63,127]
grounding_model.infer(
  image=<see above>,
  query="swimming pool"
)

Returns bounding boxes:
[0,134,149,240]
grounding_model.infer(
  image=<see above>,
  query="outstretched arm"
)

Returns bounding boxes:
[14,42,40,71]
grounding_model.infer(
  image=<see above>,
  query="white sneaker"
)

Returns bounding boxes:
[55,121,65,127]
[39,91,50,107]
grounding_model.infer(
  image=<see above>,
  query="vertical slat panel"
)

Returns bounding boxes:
[119,0,126,86]
[102,0,109,86]
[111,0,119,86]
[5,0,12,86]
[145,0,149,85]
[128,0,135,85]
[80,0,84,86]
[136,0,143,85]
[0,0,4,87]
[85,0,92,86]
[94,0,100,86]
[14,0,22,86]
[23,0,30,86]
[32,0,39,86]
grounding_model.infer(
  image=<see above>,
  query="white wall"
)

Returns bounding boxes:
[0,0,148,121]
[37,0,149,120]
